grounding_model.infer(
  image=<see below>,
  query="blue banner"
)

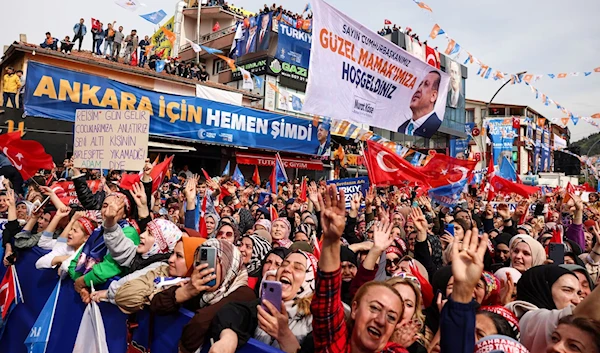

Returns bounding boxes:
[140,10,167,25]
[25,281,60,353]
[534,127,541,173]
[541,130,550,172]
[449,138,469,158]
[487,118,516,167]
[276,22,312,68]
[327,177,369,209]
[24,62,324,156]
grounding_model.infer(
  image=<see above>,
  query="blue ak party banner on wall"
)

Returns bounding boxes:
[327,177,369,209]
[276,22,312,68]
[487,118,517,167]
[541,129,551,172]
[24,62,325,156]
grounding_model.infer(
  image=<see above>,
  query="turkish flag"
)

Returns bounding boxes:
[365,140,429,187]
[563,182,577,204]
[425,45,440,69]
[151,155,174,193]
[0,132,54,179]
[384,19,392,25]
[298,177,307,203]
[252,165,261,185]
[419,153,477,188]
[512,116,521,130]
[91,18,101,30]
[130,50,138,66]
[270,166,277,193]
[212,22,220,32]
[489,175,540,198]
[198,195,208,238]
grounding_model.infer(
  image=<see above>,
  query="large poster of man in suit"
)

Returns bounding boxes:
[447,60,464,109]
[256,12,272,52]
[397,71,443,139]
[240,17,258,56]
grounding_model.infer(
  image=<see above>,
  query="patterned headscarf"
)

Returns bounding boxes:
[272,218,291,239]
[197,238,248,308]
[143,219,183,259]
[481,271,501,306]
[244,234,272,277]
[254,219,272,234]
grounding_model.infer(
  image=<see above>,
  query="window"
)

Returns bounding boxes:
[213,59,229,75]
[466,109,475,123]
[509,107,523,116]
[488,108,504,116]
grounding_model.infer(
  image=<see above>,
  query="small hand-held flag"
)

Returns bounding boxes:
[384,19,392,25]
[298,177,308,202]
[252,165,261,185]
[212,22,221,32]
[201,168,212,182]
[232,165,245,187]
[25,280,61,353]
[0,132,54,180]
[222,161,231,176]
[140,9,167,25]
[0,266,24,339]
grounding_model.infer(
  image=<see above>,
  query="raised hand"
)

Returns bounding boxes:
[38,185,55,196]
[410,206,428,240]
[103,195,125,226]
[185,263,216,297]
[365,185,376,206]
[451,226,489,303]
[307,181,319,204]
[5,188,16,208]
[141,159,152,182]
[72,211,86,222]
[372,218,394,252]
[318,184,346,242]
[55,206,71,219]
[131,182,148,208]
[206,178,219,191]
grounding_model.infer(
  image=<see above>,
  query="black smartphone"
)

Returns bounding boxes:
[197,246,217,287]
[548,243,565,265]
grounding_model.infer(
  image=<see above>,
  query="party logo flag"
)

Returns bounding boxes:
[523,74,533,83]
[584,72,592,76]
[548,74,556,79]
[155,60,165,73]
[222,161,230,176]
[200,45,223,55]
[239,67,254,90]
[25,281,61,353]
[115,0,139,11]
[186,38,202,53]
[428,179,467,207]
[252,165,261,185]
[444,39,460,55]
[140,10,167,25]
[161,26,176,44]
[571,114,579,125]
[429,24,445,39]
[594,67,600,73]
[414,0,433,12]
[484,67,492,79]
[560,117,569,126]
[499,156,517,182]
[592,113,600,119]
[384,19,392,25]
[215,54,237,71]
[304,3,312,13]
[275,153,288,184]
[232,165,245,187]
[254,75,264,90]
[557,73,568,78]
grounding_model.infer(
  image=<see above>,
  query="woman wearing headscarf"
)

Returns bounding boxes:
[205,213,220,238]
[69,192,141,303]
[238,232,272,289]
[253,219,271,234]
[254,247,292,297]
[215,222,241,244]
[508,234,546,273]
[209,250,318,353]
[90,237,206,312]
[271,218,292,246]
[505,265,584,352]
[492,233,513,269]
[150,239,255,353]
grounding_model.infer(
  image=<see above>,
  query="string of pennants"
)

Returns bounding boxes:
[410,1,598,128]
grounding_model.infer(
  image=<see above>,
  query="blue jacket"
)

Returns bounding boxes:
[73,23,87,36]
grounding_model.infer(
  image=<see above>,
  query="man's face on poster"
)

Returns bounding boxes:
[409,71,439,115]
[261,15,270,29]
[317,124,328,144]
[450,61,460,93]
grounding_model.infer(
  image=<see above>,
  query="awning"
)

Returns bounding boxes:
[148,141,197,153]
[236,152,323,171]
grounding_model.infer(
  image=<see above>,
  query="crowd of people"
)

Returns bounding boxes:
[378,24,426,46]
[1,148,600,353]
[34,18,212,83]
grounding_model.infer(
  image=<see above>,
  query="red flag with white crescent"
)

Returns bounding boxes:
[365,140,429,187]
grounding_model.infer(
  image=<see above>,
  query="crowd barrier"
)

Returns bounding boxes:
[0,247,282,353]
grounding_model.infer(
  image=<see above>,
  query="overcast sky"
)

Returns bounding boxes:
[3,0,599,142]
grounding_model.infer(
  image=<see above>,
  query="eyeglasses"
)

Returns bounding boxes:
[217,231,234,238]
[386,258,402,268]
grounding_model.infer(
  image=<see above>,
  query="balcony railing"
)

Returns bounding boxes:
[200,23,237,44]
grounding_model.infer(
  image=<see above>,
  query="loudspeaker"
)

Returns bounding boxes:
[553,151,580,176]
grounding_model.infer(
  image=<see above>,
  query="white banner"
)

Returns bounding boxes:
[195,84,243,107]
[73,110,149,171]
[303,0,450,139]
[553,135,567,151]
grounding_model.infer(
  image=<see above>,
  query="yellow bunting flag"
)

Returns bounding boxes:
[561,117,569,126]
[594,67,600,73]
[215,54,237,72]
[416,1,433,12]
[591,113,600,119]
[429,24,443,39]
[557,73,568,78]
[538,117,546,127]
[444,39,457,55]
[523,74,533,83]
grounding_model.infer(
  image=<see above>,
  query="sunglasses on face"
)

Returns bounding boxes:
[386,258,401,267]
[217,231,234,238]
[393,272,421,289]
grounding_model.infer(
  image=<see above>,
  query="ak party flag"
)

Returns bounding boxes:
[222,161,231,176]
[25,281,61,353]
[140,10,167,24]
[232,165,245,187]
[114,0,139,12]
